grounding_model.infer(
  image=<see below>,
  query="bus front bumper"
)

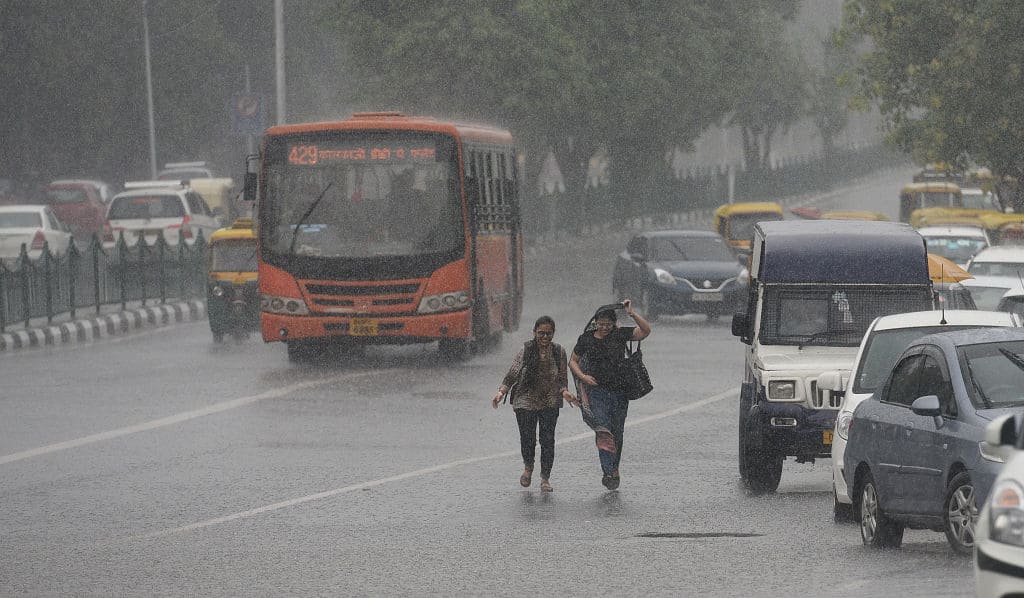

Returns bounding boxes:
[260,309,472,344]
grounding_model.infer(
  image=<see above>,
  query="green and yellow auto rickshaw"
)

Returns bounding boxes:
[713,201,784,253]
[206,218,258,342]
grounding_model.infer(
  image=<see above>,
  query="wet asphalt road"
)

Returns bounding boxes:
[0,168,975,596]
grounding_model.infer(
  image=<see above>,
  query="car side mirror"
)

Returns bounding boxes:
[985,413,1018,447]
[731,312,751,344]
[816,371,846,393]
[910,395,941,417]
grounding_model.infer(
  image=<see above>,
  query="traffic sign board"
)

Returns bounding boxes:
[230,93,265,136]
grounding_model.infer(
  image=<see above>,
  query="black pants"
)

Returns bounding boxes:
[515,407,559,479]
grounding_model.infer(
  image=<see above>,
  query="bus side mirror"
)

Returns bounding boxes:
[732,312,751,344]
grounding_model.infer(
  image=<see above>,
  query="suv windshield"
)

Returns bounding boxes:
[759,287,933,346]
[651,235,733,262]
[853,325,977,394]
[925,237,987,264]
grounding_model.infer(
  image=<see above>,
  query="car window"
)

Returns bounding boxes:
[0,212,43,228]
[44,188,88,204]
[960,339,1024,408]
[186,193,204,216]
[968,261,1024,277]
[853,325,978,395]
[651,236,733,262]
[191,192,213,216]
[881,354,925,407]
[108,195,185,219]
[1000,297,1024,319]
[925,237,987,264]
[918,352,956,417]
[969,285,1015,311]
[46,211,61,231]
[210,240,258,272]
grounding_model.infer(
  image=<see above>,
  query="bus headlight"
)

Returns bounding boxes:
[990,480,1024,547]
[417,291,471,314]
[260,293,310,315]
[767,380,796,401]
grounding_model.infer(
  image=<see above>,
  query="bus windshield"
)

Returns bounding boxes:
[261,131,461,260]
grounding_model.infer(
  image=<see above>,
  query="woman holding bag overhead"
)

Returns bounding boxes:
[569,299,652,490]
[492,315,578,492]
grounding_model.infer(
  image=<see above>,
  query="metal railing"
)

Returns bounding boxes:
[0,231,207,332]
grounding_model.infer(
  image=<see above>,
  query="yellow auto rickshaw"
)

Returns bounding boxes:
[713,201,784,252]
[819,210,889,221]
[206,217,258,342]
[899,181,962,223]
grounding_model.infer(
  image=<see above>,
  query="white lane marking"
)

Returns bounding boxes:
[0,372,379,466]
[138,387,739,540]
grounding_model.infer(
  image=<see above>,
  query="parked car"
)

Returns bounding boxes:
[968,246,1024,277]
[844,327,1024,554]
[104,181,219,248]
[0,204,74,261]
[41,179,113,239]
[919,225,991,268]
[975,414,1024,595]
[820,310,1020,522]
[611,230,746,321]
[963,275,1024,311]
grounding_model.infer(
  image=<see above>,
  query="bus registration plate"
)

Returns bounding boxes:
[349,318,378,336]
[823,430,833,445]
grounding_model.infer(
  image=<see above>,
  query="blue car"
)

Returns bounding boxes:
[844,327,1024,554]
[611,230,746,321]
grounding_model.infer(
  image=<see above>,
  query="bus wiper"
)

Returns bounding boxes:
[288,182,333,256]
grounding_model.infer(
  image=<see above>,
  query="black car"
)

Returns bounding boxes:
[611,230,746,321]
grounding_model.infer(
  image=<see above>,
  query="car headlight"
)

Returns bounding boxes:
[654,268,674,285]
[990,480,1024,547]
[836,410,853,440]
[980,441,1007,463]
[767,380,796,401]
[260,293,310,315]
[417,290,471,314]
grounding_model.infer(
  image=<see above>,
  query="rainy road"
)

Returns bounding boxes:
[0,169,974,596]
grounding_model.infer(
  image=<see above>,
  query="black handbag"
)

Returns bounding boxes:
[622,340,653,400]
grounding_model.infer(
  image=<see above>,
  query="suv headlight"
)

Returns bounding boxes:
[653,268,674,285]
[990,480,1024,547]
[836,410,853,440]
[417,290,471,314]
[767,380,796,401]
[260,293,310,315]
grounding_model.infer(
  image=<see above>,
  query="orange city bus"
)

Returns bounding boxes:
[244,112,523,361]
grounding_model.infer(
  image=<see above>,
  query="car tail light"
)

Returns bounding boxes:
[30,230,46,250]
[169,214,193,239]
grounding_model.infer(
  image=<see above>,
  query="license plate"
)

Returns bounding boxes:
[349,318,378,336]
[823,430,833,445]
[692,292,723,302]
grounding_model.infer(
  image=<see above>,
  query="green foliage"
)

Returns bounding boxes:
[843,0,1024,179]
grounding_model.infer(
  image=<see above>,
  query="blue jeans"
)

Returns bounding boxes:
[588,386,629,475]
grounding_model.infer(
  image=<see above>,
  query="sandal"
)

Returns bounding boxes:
[520,468,533,487]
[540,479,553,492]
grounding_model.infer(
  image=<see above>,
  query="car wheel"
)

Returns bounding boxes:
[943,472,978,555]
[859,471,904,548]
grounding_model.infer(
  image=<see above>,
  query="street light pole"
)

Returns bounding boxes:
[274,0,285,125]
[142,0,157,179]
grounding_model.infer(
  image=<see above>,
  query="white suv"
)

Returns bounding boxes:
[104,181,220,248]
[821,309,1020,522]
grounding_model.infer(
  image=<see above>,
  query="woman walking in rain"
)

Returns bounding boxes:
[492,316,578,492]
[569,299,652,490]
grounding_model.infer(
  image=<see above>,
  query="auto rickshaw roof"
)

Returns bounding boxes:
[209,220,256,243]
[754,220,930,285]
[713,201,784,218]
[820,210,890,221]
[901,181,961,193]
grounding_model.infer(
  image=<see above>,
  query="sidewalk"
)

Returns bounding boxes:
[0,299,206,352]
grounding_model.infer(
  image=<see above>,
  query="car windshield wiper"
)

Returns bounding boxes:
[797,329,839,350]
[287,182,333,257]
[964,356,993,409]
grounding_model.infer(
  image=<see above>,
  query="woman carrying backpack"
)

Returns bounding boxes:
[492,315,578,492]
